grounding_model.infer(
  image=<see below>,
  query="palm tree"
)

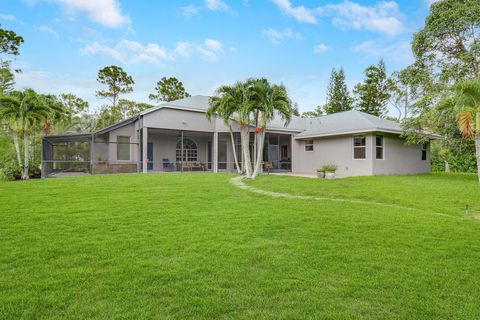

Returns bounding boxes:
[0,89,50,179]
[249,79,293,180]
[207,85,242,174]
[208,82,254,176]
[455,79,480,183]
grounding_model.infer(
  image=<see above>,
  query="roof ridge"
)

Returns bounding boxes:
[355,110,380,128]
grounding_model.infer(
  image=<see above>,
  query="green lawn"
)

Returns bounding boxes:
[1,173,480,319]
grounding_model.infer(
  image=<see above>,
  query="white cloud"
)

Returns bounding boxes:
[271,1,405,36]
[272,0,317,24]
[0,14,15,21]
[205,0,229,11]
[352,40,412,63]
[181,5,201,17]
[318,1,404,36]
[181,0,232,16]
[81,39,170,64]
[204,38,223,51]
[52,0,130,28]
[174,41,194,57]
[262,28,302,45]
[38,26,59,39]
[313,43,329,53]
[80,41,125,62]
[174,39,226,61]
[81,38,228,63]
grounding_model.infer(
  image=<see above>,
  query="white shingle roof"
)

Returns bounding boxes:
[294,110,402,139]
[140,96,404,137]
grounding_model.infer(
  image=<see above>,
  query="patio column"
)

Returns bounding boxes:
[142,127,148,173]
[213,131,218,173]
[181,130,184,173]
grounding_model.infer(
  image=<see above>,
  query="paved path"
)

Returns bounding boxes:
[230,176,466,220]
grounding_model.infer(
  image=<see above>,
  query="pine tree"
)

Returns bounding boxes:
[323,68,354,114]
[353,60,395,117]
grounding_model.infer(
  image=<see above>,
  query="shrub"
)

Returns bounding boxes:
[0,152,21,180]
[320,164,337,172]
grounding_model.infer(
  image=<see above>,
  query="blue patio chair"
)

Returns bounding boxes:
[162,158,175,172]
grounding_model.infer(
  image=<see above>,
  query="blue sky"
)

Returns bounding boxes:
[1,0,435,114]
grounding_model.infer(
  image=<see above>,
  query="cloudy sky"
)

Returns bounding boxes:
[1,0,435,114]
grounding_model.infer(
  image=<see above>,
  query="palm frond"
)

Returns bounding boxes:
[458,110,475,139]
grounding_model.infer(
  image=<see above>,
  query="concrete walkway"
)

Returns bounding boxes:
[230,176,464,220]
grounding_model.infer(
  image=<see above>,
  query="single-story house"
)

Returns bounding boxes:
[42,95,434,178]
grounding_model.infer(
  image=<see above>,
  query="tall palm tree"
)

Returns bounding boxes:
[207,85,242,174]
[249,79,293,180]
[455,79,480,184]
[0,89,50,179]
[208,82,254,176]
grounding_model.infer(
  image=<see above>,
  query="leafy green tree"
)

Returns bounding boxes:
[0,64,15,94]
[59,93,89,115]
[0,25,24,93]
[0,26,24,57]
[401,0,480,173]
[96,66,134,109]
[302,106,323,118]
[323,68,353,114]
[413,0,480,81]
[117,99,153,118]
[94,100,153,130]
[354,60,395,117]
[95,105,123,130]
[149,77,190,103]
[454,79,480,183]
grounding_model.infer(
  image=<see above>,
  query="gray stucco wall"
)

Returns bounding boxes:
[372,133,430,175]
[292,133,373,177]
[106,122,140,163]
[143,108,215,132]
[292,132,430,177]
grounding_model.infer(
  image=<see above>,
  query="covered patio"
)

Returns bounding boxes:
[42,128,292,178]
[142,128,241,173]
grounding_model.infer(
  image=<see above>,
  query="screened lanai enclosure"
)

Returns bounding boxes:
[42,129,292,178]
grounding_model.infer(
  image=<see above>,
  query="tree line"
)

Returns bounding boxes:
[0,25,192,179]
[299,0,479,180]
[0,0,479,181]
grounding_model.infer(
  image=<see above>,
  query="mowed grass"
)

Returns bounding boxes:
[1,173,480,319]
[247,173,480,217]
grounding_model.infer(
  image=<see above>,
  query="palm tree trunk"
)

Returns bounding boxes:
[229,125,241,174]
[251,128,266,180]
[11,130,22,168]
[22,132,29,180]
[240,126,252,177]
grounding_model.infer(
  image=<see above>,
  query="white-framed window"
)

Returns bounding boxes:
[422,143,428,161]
[117,136,130,161]
[176,138,198,162]
[304,139,314,152]
[376,135,384,160]
[353,135,366,159]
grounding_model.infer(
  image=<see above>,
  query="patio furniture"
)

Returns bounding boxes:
[162,158,175,171]
[176,162,206,171]
[263,162,273,174]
